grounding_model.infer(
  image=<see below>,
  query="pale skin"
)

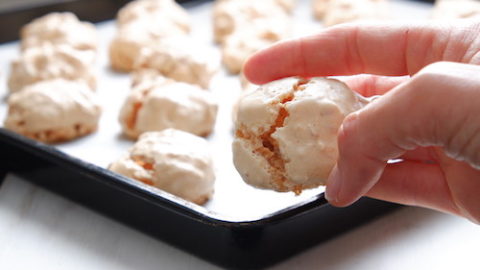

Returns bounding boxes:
[243,19,480,224]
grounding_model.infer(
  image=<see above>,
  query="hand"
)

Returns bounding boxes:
[243,19,480,223]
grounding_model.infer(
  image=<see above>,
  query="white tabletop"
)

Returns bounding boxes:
[1,173,479,270]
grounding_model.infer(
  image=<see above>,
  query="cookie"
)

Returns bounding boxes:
[20,12,98,52]
[232,77,368,193]
[4,79,101,143]
[116,0,190,33]
[212,0,290,44]
[119,75,218,139]
[130,69,169,88]
[312,0,331,20]
[8,45,96,93]
[133,36,218,89]
[274,0,298,13]
[221,31,274,74]
[431,0,480,19]
[109,20,187,72]
[323,0,389,26]
[108,129,215,205]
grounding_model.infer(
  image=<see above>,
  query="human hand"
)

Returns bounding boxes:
[243,19,480,223]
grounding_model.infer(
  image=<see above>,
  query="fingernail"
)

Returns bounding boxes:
[325,165,341,204]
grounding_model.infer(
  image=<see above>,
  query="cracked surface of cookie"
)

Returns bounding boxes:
[323,0,389,26]
[117,0,191,33]
[133,36,218,89]
[20,12,98,52]
[4,79,101,143]
[8,45,96,93]
[108,129,215,205]
[232,77,368,193]
[119,76,218,139]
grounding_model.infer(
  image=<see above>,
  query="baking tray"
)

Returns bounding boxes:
[0,0,435,269]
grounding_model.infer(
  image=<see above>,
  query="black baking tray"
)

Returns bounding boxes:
[0,128,400,269]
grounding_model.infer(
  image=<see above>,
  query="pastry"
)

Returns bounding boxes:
[133,36,218,89]
[119,76,217,139]
[212,0,290,44]
[108,129,215,205]
[232,77,368,193]
[431,0,480,19]
[20,12,98,52]
[221,31,274,74]
[110,0,190,72]
[4,79,101,143]
[323,0,389,26]
[116,0,190,33]
[109,20,187,72]
[131,69,168,88]
[312,0,331,19]
[8,45,96,93]
[275,0,298,13]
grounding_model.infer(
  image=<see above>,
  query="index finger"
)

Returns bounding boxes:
[243,20,479,84]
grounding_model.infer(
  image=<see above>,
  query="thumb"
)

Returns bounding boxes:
[325,61,480,206]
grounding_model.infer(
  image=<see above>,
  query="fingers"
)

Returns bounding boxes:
[325,62,480,207]
[244,19,480,84]
[366,161,459,215]
[340,75,409,97]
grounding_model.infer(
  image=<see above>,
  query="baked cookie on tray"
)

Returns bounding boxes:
[109,19,187,72]
[315,0,389,26]
[221,30,277,74]
[212,0,291,44]
[4,79,101,143]
[8,45,96,93]
[20,12,98,52]
[431,0,480,20]
[116,0,191,33]
[109,129,215,205]
[133,36,218,89]
[232,77,368,194]
[109,0,191,72]
[119,75,217,139]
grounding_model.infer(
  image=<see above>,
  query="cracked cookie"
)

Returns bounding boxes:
[4,79,101,143]
[109,0,190,72]
[431,0,480,19]
[8,45,96,93]
[109,19,187,72]
[320,0,389,26]
[212,0,291,44]
[119,75,218,139]
[133,36,218,89]
[116,0,190,33]
[20,12,98,52]
[108,129,215,205]
[232,77,368,193]
[312,0,331,20]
